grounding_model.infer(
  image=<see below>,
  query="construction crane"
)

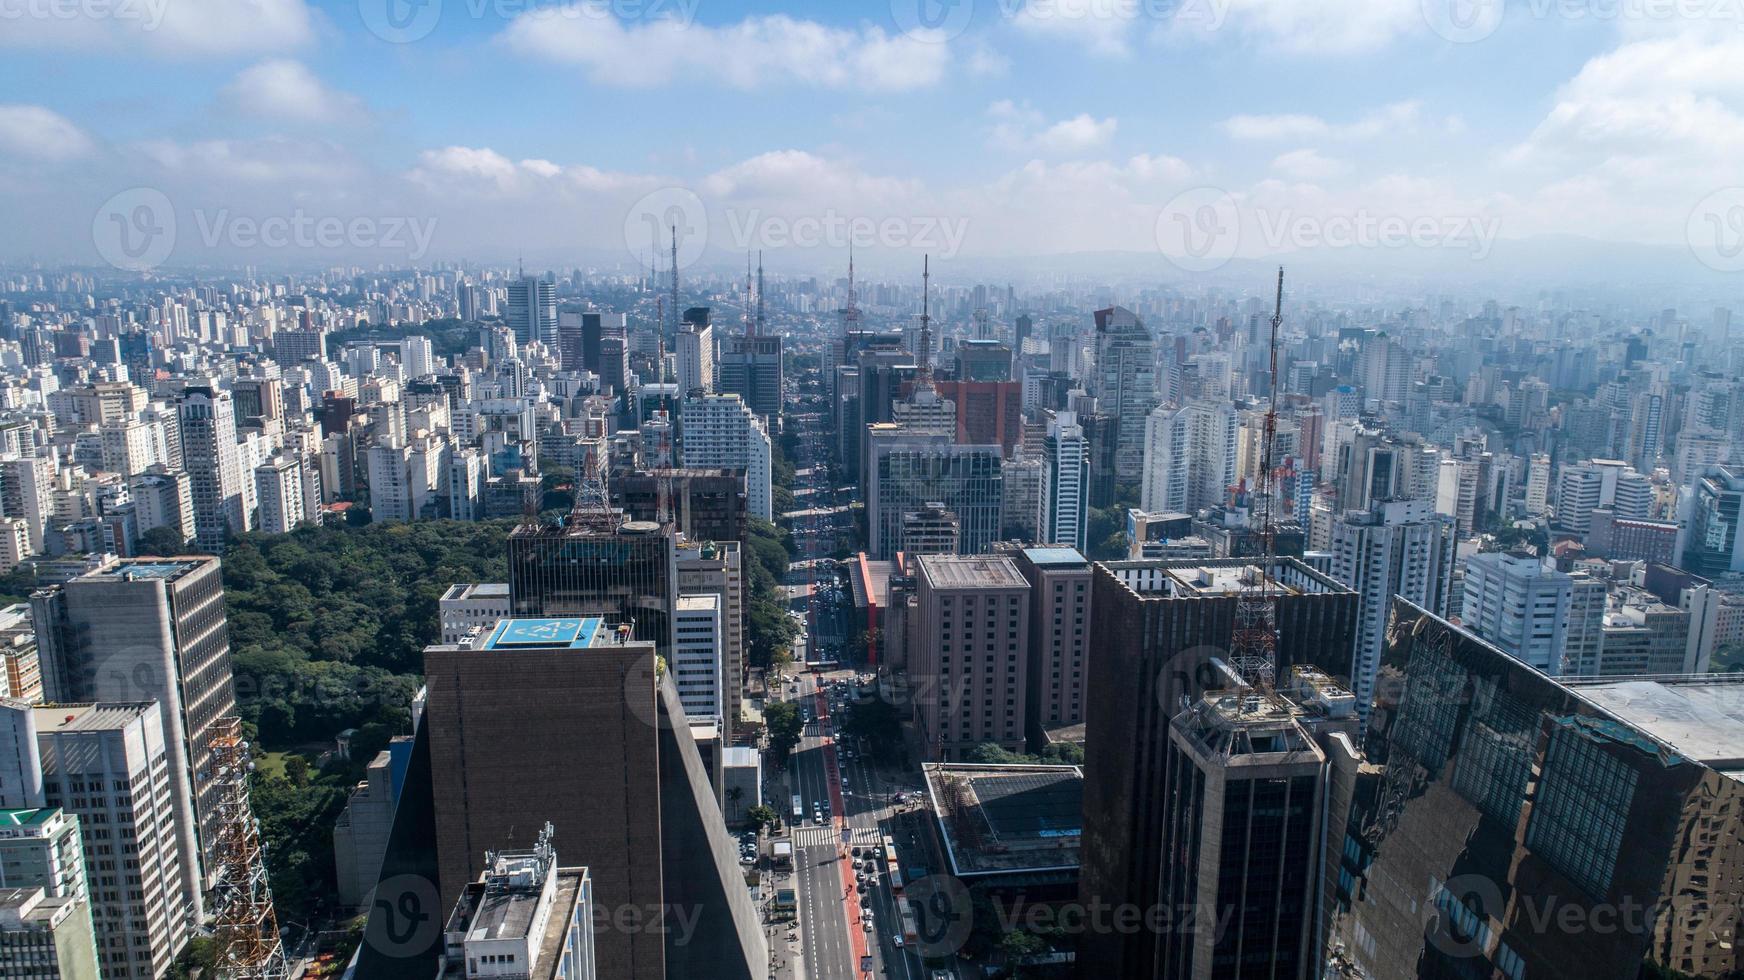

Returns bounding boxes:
[1229,267,1286,689]
[210,716,289,980]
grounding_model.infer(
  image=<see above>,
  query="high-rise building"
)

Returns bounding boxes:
[435,827,596,980]
[0,454,55,554]
[1326,498,1456,712]
[1078,558,1358,980]
[1011,547,1091,751]
[332,738,413,909]
[1460,551,1572,674]
[1680,464,1744,576]
[0,886,99,979]
[253,454,307,534]
[672,594,724,726]
[505,276,557,348]
[4,702,196,980]
[900,504,960,556]
[612,469,746,545]
[0,808,87,904]
[1557,458,1653,535]
[1329,600,1744,979]
[422,617,765,980]
[907,555,1031,761]
[1140,401,1237,515]
[865,427,1003,559]
[679,395,771,522]
[507,518,678,658]
[1525,451,1551,515]
[1092,306,1156,485]
[716,334,783,422]
[30,557,238,896]
[1041,411,1088,551]
[1592,585,1694,675]
[177,386,249,551]
[675,318,713,397]
[675,538,744,728]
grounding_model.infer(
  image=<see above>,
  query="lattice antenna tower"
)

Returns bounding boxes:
[211,716,288,980]
[755,251,765,336]
[918,254,933,387]
[1229,267,1286,690]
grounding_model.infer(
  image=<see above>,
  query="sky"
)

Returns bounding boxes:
[2,0,1743,279]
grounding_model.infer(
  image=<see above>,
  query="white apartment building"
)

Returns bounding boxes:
[672,594,724,726]
[680,395,772,521]
[1141,401,1237,516]
[1460,551,1572,675]
[1327,498,1456,713]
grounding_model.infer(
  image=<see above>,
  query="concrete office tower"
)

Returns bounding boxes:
[1158,683,1359,980]
[865,427,1003,559]
[679,394,772,522]
[253,454,307,534]
[1525,451,1551,515]
[716,334,783,422]
[900,504,960,556]
[1326,498,1456,713]
[1685,582,1744,679]
[1091,306,1156,485]
[30,557,238,896]
[1435,455,1481,532]
[908,555,1031,761]
[178,386,249,551]
[1011,547,1091,751]
[1140,401,1237,515]
[19,702,195,979]
[1557,458,1653,535]
[1593,586,1694,675]
[436,829,596,980]
[1000,454,1043,542]
[99,418,165,477]
[1460,551,1572,675]
[1041,412,1088,550]
[675,322,713,396]
[1078,558,1358,980]
[675,539,744,727]
[0,808,88,906]
[0,886,99,979]
[1564,569,1607,676]
[613,469,747,545]
[505,276,557,348]
[1330,601,1744,979]
[423,618,765,980]
[438,583,512,645]
[672,594,724,726]
[507,518,678,658]
[0,454,55,553]
[1680,464,1744,575]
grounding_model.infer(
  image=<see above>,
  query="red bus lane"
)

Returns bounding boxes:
[816,688,870,974]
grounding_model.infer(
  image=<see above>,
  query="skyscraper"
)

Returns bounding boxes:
[1041,411,1088,551]
[507,517,678,657]
[505,275,557,348]
[30,556,239,897]
[1092,306,1156,485]
[1460,550,1572,674]
[1326,498,1456,712]
[679,394,772,522]
[177,387,248,551]
[675,308,713,396]
[907,555,1031,760]
[717,335,783,423]
[1140,401,1237,515]
[1011,547,1091,750]
[865,426,1003,559]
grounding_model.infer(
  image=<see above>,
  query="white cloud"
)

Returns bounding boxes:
[499,10,949,91]
[133,137,360,185]
[221,61,368,126]
[1271,148,1346,180]
[1223,101,1431,140]
[1010,0,1140,56]
[988,102,1118,154]
[0,105,95,161]
[700,150,921,207]
[407,146,659,197]
[1193,0,1421,53]
[0,0,317,56]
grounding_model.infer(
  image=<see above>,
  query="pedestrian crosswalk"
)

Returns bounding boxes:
[792,826,884,848]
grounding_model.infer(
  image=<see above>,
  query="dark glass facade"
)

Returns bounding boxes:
[1330,598,1744,979]
[507,520,677,656]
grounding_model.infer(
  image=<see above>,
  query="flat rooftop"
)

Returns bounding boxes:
[917,554,1028,591]
[1021,547,1089,568]
[1103,557,1351,599]
[1566,676,1744,770]
[81,558,205,582]
[33,702,152,733]
[479,618,613,650]
[442,583,510,600]
[923,764,1082,877]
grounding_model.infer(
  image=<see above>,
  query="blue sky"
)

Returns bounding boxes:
[2,0,1741,274]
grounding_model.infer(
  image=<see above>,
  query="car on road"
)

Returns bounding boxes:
[863,921,874,933]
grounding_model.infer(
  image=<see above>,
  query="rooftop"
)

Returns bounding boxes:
[0,809,56,830]
[478,618,620,651]
[81,558,206,583]
[33,702,153,733]
[1020,547,1089,568]
[442,583,510,601]
[1565,675,1744,770]
[923,764,1083,877]
[917,554,1028,591]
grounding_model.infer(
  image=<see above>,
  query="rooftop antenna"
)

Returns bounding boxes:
[1230,266,1286,691]
[755,250,765,337]
[840,243,861,331]
[669,224,680,342]
[918,254,933,387]
[744,252,755,336]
